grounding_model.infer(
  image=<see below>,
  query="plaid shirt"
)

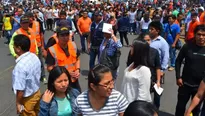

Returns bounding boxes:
[12,52,41,97]
[100,38,122,57]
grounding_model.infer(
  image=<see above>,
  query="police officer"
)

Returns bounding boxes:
[87,11,104,69]
[46,26,81,92]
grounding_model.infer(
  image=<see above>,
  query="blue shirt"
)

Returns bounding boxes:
[165,23,180,44]
[100,38,122,57]
[12,15,21,34]
[150,36,169,71]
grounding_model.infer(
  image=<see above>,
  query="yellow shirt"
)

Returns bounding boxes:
[3,17,12,30]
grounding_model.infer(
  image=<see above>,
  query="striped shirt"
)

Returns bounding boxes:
[73,89,128,116]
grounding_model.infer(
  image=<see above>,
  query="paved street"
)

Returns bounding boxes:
[0,31,187,116]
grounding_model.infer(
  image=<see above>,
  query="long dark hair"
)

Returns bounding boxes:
[127,39,150,68]
[124,100,158,116]
[47,66,72,94]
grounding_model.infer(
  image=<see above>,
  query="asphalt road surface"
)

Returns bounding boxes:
[0,31,188,116]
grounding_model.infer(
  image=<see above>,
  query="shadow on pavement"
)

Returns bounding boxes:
[159,111,174,116]
[81,70,89,76]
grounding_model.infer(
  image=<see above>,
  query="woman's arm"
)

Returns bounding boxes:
[185,80,205,116]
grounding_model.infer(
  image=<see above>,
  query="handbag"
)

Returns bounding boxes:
[168,25,182,49]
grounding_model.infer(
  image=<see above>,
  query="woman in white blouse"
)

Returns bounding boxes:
[121,39,152,104]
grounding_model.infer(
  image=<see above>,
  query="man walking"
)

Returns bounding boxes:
[12,34,41,116]
[77,10,92,53]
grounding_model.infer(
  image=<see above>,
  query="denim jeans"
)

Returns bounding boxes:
[129,23,136,33]
[89,48,100,69]
[80,34,88,51]
[136,21,141,34]
[5,30,11,43]
[169,45,176,67]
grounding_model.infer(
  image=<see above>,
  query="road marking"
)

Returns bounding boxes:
[0,98,15,116]
[0,65,14,79]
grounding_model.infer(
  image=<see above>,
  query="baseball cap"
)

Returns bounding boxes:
[20,16,30,23]
[56,26,70,35]
[57,20,71,28]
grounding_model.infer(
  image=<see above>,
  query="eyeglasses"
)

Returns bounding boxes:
[97,79,115,89]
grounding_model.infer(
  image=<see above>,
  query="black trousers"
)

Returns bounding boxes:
[46,19,53,30]
[175,85,202,116]
[119,31,129,46]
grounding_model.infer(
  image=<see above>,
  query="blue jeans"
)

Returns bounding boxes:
[169,45,176,67]
[89,48,100,69]
[129,23,136,33]
[5,30,11,42]
[80,35,87,51]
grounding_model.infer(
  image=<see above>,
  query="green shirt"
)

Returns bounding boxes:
[172,10,179,17]
[55,96,72,116]
[9,32,38,57]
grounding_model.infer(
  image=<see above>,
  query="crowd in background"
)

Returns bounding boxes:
[1,0,205,116]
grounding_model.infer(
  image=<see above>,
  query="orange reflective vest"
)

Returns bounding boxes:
[16,28,37,54]
[187,21,200,40]
[200,12,205,24]
[32,21,41,47]
[49,42,78,82]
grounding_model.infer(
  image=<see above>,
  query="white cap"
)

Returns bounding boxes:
[199,6,204,11]
[102,23,112,34]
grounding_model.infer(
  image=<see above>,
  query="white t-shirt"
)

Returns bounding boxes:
[53,9,59,18]
[129,11,136,23]
[121,63,152,104]
[140,18,152,30]
[46,9,53,19]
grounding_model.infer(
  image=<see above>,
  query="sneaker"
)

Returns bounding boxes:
[168,67,175,71]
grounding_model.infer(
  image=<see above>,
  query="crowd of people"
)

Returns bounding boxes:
[1,0,205,116]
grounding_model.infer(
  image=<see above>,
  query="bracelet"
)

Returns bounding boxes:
[111,35,115,38]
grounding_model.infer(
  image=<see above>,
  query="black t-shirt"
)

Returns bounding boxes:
[46,45,80,66]
[176,43,205,87]
[46,37,56,50]
[149,47,161,82]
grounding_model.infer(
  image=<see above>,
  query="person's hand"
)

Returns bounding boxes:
[87,45,90,54]
[74,69,80,78]
[160,71,164,77]
[184,110,191,116]
[79,31,82,36]
[16,103,23,114]
[172,43,176,48]
[108,28,114,36]
[15,55,19,59]
[42,89,54,103]
[157,81,161,88]
[42,49,47,58]
[177,78,183,87]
